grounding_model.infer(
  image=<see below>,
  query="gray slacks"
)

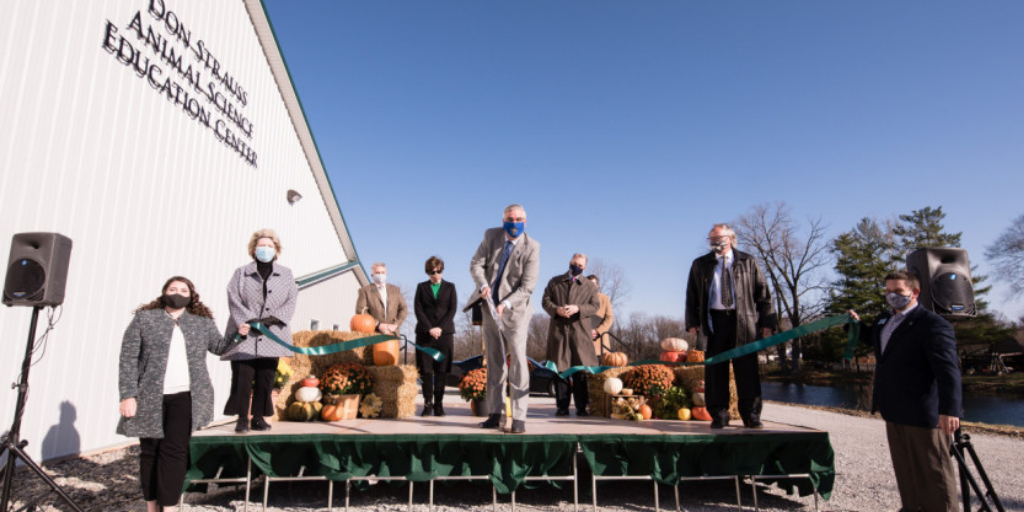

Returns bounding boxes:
[481,307,531,421]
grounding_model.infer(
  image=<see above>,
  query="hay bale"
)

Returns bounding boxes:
[589,367,631,417]
[369,365,420,418]
[672,364,739,420]
[274,330,377,420]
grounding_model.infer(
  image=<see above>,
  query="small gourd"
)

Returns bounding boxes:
[601,352,628,368]
[350,309,376,333]
[659,351,686,363]
[295,386,322,403]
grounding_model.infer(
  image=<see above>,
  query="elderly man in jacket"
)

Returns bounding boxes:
[469,204,540,434]
[544,253,600,416]
[685,223,776,429]
[355,262,408,335]
[586,275,614,356]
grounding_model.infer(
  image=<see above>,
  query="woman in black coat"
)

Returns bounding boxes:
[413,256,457,416]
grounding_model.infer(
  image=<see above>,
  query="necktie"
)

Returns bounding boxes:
[721,257,734,308]
[492,241,514,305]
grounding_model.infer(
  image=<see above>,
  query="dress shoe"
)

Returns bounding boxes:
[509,420,526,434]
[480,414,502,429]
[251,418,272,432]
[710,418,728,429]
[555,409,570,417]
[744,419,764,429]
[576,409,590,417]
[420,404,434,417]
[433,404,446,417]
[235,417,249,434]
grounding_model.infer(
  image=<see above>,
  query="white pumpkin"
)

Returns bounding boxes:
[660,337,689,352]
[603,377,624,395]
[295,386,322,404]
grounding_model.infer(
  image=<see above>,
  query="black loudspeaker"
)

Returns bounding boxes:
[3,233,73,307]
[906,247,976,319]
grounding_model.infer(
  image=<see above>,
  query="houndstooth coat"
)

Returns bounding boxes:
[117,309,239,438]
[220,261,298,360]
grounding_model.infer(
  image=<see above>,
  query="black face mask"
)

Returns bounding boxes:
[570,264,584,276]
[161,293,191,309]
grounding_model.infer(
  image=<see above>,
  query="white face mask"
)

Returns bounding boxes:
[372,273,386,284]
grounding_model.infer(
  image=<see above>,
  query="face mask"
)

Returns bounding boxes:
[570,264,584,276]
[162,293,191,309]
[503,221,525,238]
[372,273,386,284]
[710,241,730,255]
[255,246,276,263]
[886,292,913,310]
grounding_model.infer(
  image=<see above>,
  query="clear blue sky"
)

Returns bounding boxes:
[263,1,1024,321]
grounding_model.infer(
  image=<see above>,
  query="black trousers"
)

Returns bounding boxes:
[416,335,453,404]
[555,372,589,412]
[706,310,762,422]
[224,358,278,417]
[139,392,192,507]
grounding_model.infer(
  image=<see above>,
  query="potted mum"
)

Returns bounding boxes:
[318,362,375,421]
[459,368,488,416]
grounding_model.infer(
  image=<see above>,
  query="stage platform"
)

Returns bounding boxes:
[186,398,834,511]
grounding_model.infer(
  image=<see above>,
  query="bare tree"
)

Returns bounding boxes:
[734,202,831,374]
[526,313,551,361]
[586,259,632,311]
[986,213,1024,299]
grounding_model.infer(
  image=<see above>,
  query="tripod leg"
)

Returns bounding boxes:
[964,442,1006,512]
[950,443,993,512]
[3,443,85,512]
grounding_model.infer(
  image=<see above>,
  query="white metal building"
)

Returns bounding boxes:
[0,0,369,462]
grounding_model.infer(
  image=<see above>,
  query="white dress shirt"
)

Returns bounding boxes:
[709,252,736,311]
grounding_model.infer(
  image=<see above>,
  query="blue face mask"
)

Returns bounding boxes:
[255,246,276,263]
[570,264,584,276]
[503,221,525,238]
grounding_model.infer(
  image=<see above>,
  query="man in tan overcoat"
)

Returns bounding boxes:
[355,262,408,335]
[543,253,600,416]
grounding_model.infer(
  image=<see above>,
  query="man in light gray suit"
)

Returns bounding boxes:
[469,204,541,433]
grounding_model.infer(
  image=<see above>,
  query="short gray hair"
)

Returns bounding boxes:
[370,262,387,273]
[572,253,588,264]
[504,204,526,217]
[710,223,737,247]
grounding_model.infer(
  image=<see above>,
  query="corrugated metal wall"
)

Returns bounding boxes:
[0,0,359,461]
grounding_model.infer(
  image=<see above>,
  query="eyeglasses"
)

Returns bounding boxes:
[428,270,443,275]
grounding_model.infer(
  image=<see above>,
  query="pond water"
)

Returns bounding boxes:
[761,382,1024,427]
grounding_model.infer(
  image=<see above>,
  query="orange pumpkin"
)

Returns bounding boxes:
[690,406,712,421]
[601,352,628,367]
[639,404,653,420]
[372,339,400,366]
[686,350,705,363]
[350,312,376,333]
[321,395,345,421]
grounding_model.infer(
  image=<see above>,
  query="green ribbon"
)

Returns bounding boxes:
[245,322,444,361]
[544,314,858,380]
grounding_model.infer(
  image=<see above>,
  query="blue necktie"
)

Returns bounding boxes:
[492,241,514,305]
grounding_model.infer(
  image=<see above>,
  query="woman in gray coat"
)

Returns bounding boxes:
[118,276,243,512]
[220,229,298,433]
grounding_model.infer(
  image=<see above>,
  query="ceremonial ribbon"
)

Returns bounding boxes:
[544,314,859,380]
[243,322,444,361]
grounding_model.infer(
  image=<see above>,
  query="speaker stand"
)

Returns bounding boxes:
[951,427,1004,512]
[0,307,84,512]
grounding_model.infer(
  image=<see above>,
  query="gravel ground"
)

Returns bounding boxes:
[10,401,1023,511]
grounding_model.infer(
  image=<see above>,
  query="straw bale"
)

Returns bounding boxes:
[369,365,420,418]
[274,330,375,420]
[672,364,739,420]
[588,367,631,417]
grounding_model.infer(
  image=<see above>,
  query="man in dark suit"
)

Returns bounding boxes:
[468,204,541,433]
[685,223,776,429]
[849,269,961,512]
[355,262,408,335]
[413,256,457,417]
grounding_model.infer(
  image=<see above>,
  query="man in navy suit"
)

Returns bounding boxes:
[849,269,961,512]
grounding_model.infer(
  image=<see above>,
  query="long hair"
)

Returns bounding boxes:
[135,276,215,319]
